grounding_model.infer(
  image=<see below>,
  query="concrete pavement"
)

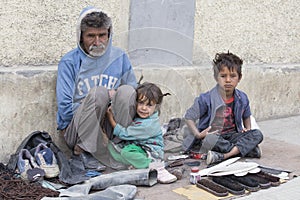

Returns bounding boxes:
[237,115,300,200]
[135,115,300,200]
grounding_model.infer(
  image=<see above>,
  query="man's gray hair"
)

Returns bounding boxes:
[81,11,112,32]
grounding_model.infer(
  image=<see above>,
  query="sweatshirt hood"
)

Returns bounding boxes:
[76,6,113,58]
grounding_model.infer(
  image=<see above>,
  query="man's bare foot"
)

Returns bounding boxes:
[74,145,84,155]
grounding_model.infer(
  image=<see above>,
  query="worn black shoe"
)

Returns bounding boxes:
[79,152,106,172]
[196,179,228,197]
[228,175,260,192]
[246,173,271,189]
[256,171,280,187]
[246,146,262,158]
[212,176,245,195]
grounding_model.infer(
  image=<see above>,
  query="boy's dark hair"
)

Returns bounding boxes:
[81,11,112,33]
[213,51,243,80]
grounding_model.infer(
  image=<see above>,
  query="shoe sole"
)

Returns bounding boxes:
[206,151,213,165]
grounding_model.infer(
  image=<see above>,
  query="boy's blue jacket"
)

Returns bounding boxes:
[113,112,164,159]
[182,84,252,151]
[56,7,137,130]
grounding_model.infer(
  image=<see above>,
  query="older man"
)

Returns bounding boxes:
[56,6,137,171]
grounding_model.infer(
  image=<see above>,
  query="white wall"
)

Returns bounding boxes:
[193,0,300,64]
[0,0,130,66]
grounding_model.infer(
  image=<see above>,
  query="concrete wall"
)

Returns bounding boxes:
[193,0,300,64]
[128,0,195,66]
[0,0,300,163]
[1,65,299,163]
[0,0,130,66]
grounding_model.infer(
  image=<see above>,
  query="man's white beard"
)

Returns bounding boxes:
[89,43,107,57]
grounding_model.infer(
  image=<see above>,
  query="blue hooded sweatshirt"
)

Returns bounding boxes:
[56,6,137,130]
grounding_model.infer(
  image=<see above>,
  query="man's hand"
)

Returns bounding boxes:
[108,89,116,100]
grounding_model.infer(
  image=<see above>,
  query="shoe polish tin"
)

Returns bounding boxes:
[189,167,201,184]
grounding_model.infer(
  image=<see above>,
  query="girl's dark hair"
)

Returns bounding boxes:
[213,51,243,80]
[136,82,170,105]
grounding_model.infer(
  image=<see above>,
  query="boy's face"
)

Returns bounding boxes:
[136,95,156,119]
[216,65,241,96]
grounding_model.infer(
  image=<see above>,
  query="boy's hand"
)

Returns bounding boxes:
[242,128,250,133]
[196,126,217,139]
[207,129,220,135]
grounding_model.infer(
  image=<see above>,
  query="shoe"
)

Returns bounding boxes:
[212,176,245,195]
[246,173,271,189]
[17,149,44,181]
[256,171,280,187]
[246,146,262,158]
[149,161,177,184]
[228,175,260,192]
[79,151,106,172]
[167,159,185,168]
[34,143,60,178]
[206,151,224,165]
[169,168,184,180]
[27,168,45,182]
[196,179,228,197]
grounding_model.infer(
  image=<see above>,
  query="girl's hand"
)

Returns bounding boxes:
[106,106,117,128]
[106,106,113,116]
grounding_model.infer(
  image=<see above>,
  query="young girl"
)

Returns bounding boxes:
[106,82,168,169]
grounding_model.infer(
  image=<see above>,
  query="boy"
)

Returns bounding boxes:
[182,52,263,165]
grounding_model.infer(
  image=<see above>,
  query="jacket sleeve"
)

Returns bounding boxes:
[56,59,77,130]
[113,119,161,140]
[242,93,252,119]
[184,97,201,121]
